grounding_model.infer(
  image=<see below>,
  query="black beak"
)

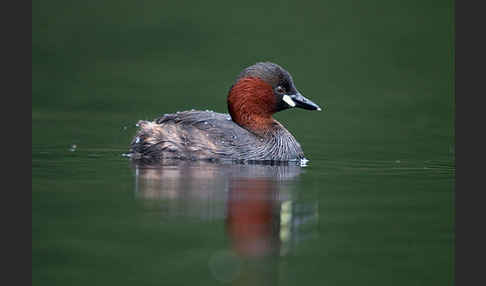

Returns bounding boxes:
[290,92,322,111]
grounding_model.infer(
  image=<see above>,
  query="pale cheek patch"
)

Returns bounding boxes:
[282,95,296,107]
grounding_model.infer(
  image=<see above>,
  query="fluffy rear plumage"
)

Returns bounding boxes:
[129,110,304,163]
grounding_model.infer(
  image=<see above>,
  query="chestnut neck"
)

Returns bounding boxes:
[227,77,277,136]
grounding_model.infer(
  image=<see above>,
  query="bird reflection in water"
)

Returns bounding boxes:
[132,160,318,284]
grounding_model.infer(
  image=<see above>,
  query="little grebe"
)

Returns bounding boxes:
[129,62,321,163]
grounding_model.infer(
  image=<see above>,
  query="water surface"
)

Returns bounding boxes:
[32,139,454,285]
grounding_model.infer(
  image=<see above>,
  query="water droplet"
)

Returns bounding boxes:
[204,121,208,125]
[300,158,309,167]
[232,135,237,139]
[68,144,77,152]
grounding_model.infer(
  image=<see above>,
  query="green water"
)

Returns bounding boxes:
[32,0,454,285]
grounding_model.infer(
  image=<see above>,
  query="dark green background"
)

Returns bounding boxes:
[33,0,454,285]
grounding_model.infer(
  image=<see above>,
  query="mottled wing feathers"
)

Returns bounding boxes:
[130,111,253,162]
[129,110,305,162]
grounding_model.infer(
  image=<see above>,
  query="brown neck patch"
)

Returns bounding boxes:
[227,77,277,135]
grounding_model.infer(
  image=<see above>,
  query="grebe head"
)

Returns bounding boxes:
[227,62,321,133]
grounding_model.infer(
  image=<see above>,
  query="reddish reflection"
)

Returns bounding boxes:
[226,178,281,257]
[132,161,319,284]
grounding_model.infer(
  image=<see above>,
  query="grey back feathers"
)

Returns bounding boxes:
[130,110,304,163]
